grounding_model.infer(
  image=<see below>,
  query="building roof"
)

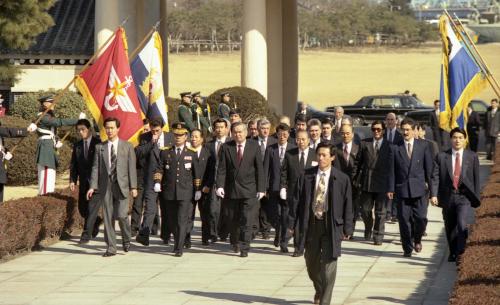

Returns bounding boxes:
[1,0,94,57]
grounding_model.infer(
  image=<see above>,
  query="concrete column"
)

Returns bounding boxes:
[136,0,145,43]
[241,0,267,99]
[266,0,283,114]
[282,0,299,120]
[160,0,169,97]
[94,0,120,51]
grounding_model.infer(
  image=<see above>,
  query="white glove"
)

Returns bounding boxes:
[280,188,287,200]
[154,183,161,193]
[257,192,265,200]
[55,141,63,149]
[216,187,225,198]
[78,112,86,119]
[194,191,202,201]
[208,126,213,133]
[4,152,12,161]
[27,123,37,132]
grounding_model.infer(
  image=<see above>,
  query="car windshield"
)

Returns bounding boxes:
[371,97,400,108]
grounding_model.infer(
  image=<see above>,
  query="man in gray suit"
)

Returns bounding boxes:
[87,117,138,257]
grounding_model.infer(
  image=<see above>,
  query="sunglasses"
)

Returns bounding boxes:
[371,128,383,132]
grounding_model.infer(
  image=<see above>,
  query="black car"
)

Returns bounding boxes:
[406,99,489,126]
[326,95,433,126]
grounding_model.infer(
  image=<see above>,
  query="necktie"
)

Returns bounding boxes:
[313,172,326,219]
[237,144,243,166]
[260,140,266,157]
[176,147,181,158]
[279,147,284,164]
[299,151,305,170]
[343,145,349,162]
[374,140,379,156]
[453,152,461,190]
[407,143,412,159]
[84,140,88,160]
[389,130,394,143]
[110,143,117,182]
[216,140,221,155]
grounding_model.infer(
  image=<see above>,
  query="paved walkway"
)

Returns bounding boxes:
[0,158,492,305]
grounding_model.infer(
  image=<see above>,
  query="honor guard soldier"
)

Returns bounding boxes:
[218,92,232,120]
[35,95,83,195]
[178,92,196,132]
[191,92,212,134]
[153,122,202,257]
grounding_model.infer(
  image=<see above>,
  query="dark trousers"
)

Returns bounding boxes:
[259,196,272,234]
[208,189,221,240]
[397,196,427,253]
[486,135,497,160]
[186,193,211,243]
[443,193,470,257]
[351,187,361,231]
[138,190,162,239]
[360,191,386,242]
[162,199,192,253]
[102,181,131,254]
[269,192,287,246]
[305,218,338,305]
[0,183,4,202]
[468,133,479,152]
[225,198,258,253]
[130,184,144,232]
[132,186,160,235]
[78,186,102,241]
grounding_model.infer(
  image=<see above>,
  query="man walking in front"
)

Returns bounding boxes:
[292,143,353,305]
[87,117,137,257]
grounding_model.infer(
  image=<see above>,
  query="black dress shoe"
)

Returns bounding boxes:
[403,252,412,257]
[273,237,280,247]
[219,237,227,242]
[79,238,89,244]
[292,251,303,257]
[448,254,457,262]
[92,219,102,238]
[262,232,270,240]
[202,240,210,246]
[374,241,383,246]
[280,246,289,253]
[391,216,398,223]
[364,231,372,241]
[123,243,131,252]
[231,244,240,253]
[414,242,422,253]
[174,251,183,257]
[102,252,116,257]
[184,241,191,249]
[162,238,170,245]
[240,252,248,258]
[136,234,149,246]
[130,230,138,238]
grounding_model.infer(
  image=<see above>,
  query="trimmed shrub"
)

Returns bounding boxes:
[1,116,73,186]
[0,188,82,259]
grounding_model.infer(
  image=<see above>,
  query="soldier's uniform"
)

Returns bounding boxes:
[154,122,201,256]
[191,92,211,134]
[217,92,231,120]
[178,92,196,132]
[35,96,78,195]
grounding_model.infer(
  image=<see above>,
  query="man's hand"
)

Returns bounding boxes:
[216,188,225,198]
[343,235,352,241]
[194,191,202,201]
[257,192,265,200]
[154,183,161,193]
[202,186,210,194]
[280,188,287,200]
[27,123,37,133]
[131,189,138,198]
[430,196,439,206]
[387,192,394,200]
[86,188,95,200]
[69,182,75,192]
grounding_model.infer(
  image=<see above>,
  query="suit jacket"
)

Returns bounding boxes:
[70,136,100,190]
[484,108,500,137]
[425,139,439,158]
[292,166,353,259]
[194,146,211,187]
[384,128,404,146]
[263,142,296,192]
[155,146,199,201]
[431,149,480,208]
[257,136,278,161]
[388,139,432,199]
[357,138,391,193]
[429,111,442,143]
[467,111,481,137]
[280,147,317,197]
[203,137,230,189]
[135,131,174,188]
[216,140,265,199]
[90,139,137,199]
[0,127,28,184]
[334,142,361,187]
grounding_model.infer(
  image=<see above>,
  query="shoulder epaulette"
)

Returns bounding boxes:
[160,146,171,151]
[187,147,197,152]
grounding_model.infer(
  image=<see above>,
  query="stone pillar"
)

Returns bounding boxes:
[266,0,283,114]
[94,0,120,51]
[136,0,145,43]
[282,0,299,120]
[241,0,267,99]
[160,0,169,96]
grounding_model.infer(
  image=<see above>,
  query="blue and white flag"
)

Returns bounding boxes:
[131,31,169,131]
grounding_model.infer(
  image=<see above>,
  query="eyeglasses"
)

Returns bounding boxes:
[371,128,383,132]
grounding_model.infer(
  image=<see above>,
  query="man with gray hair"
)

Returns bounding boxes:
[334,106,344,134]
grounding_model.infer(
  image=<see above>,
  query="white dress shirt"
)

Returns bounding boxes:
[343,141,352,156]
[387,128,397,142]
[404,138,415,157]
[373,138,383,150]
[299,147,310,163]
[310,139,321,150]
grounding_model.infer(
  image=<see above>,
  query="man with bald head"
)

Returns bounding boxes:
[384,112,404,145]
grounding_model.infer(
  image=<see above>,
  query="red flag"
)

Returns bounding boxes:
[75,27,143,145]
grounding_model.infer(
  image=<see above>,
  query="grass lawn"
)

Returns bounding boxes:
[168,43,500,111]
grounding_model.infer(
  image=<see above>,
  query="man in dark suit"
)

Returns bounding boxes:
[256,118,277,239]
[263,123,296,252]
[87,117,138,257]
[280,130,317,257]
[185,129,211,247]
[70,119,102,243]
[320,119,335,145]
[295,101,312,123]
[135,119,175,246]
[308,119,323,150]
[204,118,230,243]
[484,98,500,160]
[387,118,433,257]
[334,124,361,238]
[429,100,444,150]
[384,112,404,222]
[291,143,353,305]
[466,104,481,152]
[216,122,265,257]
[357,120,391,245]
[289,114,308,141]
[152,123,201,257]
[431,128,480,263]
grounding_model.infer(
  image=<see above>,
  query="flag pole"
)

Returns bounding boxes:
[129,20,162,61]
[451,13,500,98]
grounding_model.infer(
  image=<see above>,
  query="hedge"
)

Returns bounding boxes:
[448,143,500,305]
[0,188,82,260]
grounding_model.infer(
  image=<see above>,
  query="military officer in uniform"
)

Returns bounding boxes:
[153,122,202,257]
[178,92,196,132]
[218,92,232,120]
[191,92,211,134]
[35,95,83,195]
